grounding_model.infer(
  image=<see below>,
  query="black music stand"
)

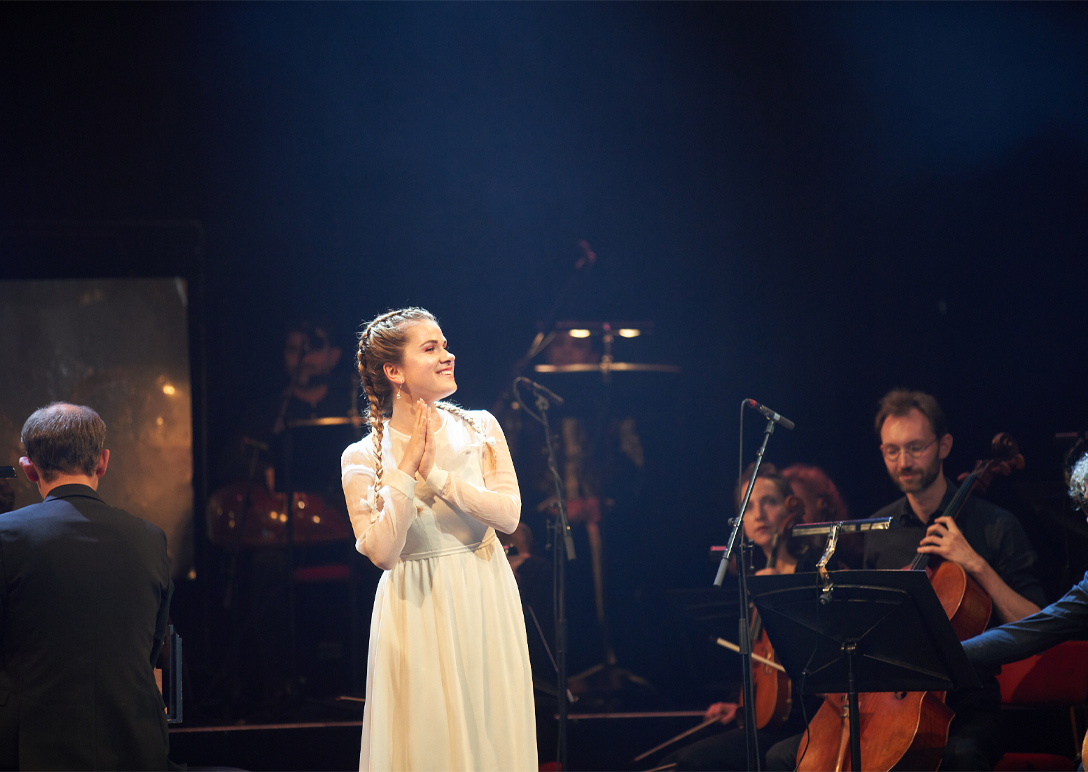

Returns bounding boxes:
[747,570,980,772]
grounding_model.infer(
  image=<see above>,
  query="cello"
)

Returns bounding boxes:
[741,493,808,731]
[632,493,806,765]
[797,433,1024,772]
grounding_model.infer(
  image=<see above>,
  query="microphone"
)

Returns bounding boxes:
[744,399,795,431]
[515,376,565,407]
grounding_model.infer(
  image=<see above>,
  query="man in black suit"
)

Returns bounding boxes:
[0,402,173,770]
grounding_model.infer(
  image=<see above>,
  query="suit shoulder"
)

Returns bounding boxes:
[0,503,43,533]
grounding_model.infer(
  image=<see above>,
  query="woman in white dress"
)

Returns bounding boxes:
[341,307,538,771]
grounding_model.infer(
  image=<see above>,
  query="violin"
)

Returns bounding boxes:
[797,433,1024,772]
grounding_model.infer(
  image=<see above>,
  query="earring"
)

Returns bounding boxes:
[396,388,402,400]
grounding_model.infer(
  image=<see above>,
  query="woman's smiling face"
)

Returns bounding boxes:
[390,320,457,403]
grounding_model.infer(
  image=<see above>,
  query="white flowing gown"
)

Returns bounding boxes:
[341,409,537,772]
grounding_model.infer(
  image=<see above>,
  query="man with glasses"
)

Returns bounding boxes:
[766,389,1046,771]
[864,388,1045,625]
[862,389,1046,770]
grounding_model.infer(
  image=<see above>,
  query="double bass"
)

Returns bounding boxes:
[797,433,1024,772]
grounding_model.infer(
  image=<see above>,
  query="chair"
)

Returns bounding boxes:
[993,640,1088,771]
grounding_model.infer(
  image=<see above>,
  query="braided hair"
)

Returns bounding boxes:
[356,307,495,509]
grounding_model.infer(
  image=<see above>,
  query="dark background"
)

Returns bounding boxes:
[2,0,1087,749]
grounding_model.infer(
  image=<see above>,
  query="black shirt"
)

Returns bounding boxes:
[864,480,1048,616]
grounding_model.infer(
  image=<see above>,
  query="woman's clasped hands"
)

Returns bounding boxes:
[398,399,438,480]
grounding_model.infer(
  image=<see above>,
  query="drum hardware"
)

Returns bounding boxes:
[531,321,679,381]
[495,243,667,767]
[519,320,668,723]
[285,414,364,429]
[535,362,681,374]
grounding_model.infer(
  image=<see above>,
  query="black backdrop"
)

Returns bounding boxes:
[2,0,1087,720]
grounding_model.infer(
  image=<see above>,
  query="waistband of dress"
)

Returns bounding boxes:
[399,530,497,562]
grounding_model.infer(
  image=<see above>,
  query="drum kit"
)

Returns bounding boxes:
[205,478,352,549]
[206,415,361,550]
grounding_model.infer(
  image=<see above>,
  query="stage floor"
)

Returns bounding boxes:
[169,710,707,772]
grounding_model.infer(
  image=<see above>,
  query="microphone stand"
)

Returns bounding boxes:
[491,241,596,418]
[712,414,779,772]
[517,381,576,772]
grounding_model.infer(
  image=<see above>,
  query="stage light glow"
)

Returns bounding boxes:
[568,329,591,338]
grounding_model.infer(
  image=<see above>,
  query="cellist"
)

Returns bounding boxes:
[666,464,825,771]
[765,389,1048,771]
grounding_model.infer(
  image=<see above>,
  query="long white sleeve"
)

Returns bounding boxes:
[424,410,521,534]
[341,447,418,570]
[341,410,522,570]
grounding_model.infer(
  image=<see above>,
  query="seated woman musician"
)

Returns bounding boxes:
[664,463,822,771]
[783,463,861,569]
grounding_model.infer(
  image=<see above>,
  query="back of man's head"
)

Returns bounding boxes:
[21,402,106,482]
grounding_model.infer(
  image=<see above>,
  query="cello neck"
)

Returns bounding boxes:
[908,472,979,572]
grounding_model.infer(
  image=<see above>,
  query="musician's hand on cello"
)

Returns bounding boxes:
[703,701,739,726]
[921,512,1042,625]
[916,515,984,574]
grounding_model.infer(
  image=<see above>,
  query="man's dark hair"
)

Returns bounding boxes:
[874,389,950,440]
[20,402,106,481]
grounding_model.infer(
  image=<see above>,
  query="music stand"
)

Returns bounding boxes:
[747,570,980,772]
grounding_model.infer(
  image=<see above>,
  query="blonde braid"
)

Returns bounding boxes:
[356,308,433,510]
[358,315,396,510]
[362,381,386,510]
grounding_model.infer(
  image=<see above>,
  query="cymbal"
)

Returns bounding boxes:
[549,321,654,335]
[534,362,680,374]
[286,415,363,429]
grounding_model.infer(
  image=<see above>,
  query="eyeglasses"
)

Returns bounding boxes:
[880,438,937,461]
